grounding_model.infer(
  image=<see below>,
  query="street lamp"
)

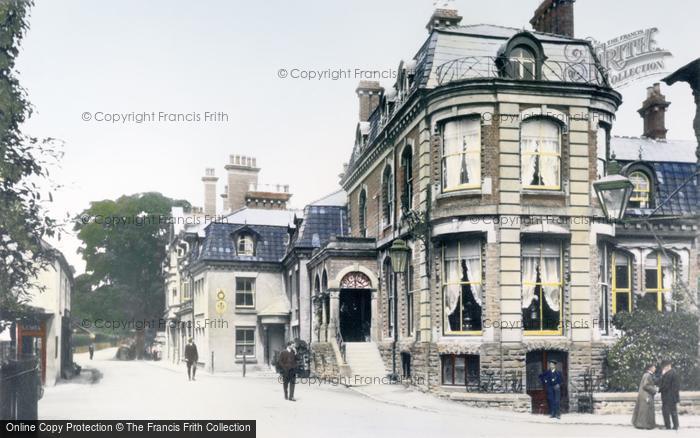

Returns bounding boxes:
[593,174,634,222]
[387,239,410,382]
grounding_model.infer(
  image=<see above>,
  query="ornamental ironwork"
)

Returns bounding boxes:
[340,272,372,289]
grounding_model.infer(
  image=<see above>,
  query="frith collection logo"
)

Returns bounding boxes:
[590,28,673,89]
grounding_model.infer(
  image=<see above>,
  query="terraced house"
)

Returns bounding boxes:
[306,1,699,414]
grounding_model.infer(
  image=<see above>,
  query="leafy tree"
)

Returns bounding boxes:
[73,193,189,357]
[606,308,700,391]
[0,0,61,322]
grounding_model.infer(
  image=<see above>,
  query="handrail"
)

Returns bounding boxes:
[333,319,346,364]
[435,55,607,87]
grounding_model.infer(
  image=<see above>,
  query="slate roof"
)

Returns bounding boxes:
[610,136,700,217]
[197,222,288,263]
[293,203,348,249]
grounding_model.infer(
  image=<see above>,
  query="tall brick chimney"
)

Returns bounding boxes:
[530,0,575,38]
[355,81,384,122]
[425,6,463,32]
[225,155,260,212]
[201,168,218,217]
[638,82,671,140]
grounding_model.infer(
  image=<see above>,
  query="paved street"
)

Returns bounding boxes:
[40,348,698,438]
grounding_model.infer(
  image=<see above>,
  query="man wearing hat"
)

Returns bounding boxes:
[539,360,563,418]
[659,359,681,430]
[184,338,199,381]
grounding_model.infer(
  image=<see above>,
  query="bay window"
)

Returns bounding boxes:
[521,118,561,190]
[644,251,675,311]
[442,238,483,334]
[441,118,481,191]
[522,240,562,333]
[612,251,632,314]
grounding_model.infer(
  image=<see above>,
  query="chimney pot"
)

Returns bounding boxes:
[638,82,671,140]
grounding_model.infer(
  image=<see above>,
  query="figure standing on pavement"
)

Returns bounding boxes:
[539,360,562,419]
[659,359,681,430]
[88,343,95,360]
[184,338,199,381]
[632,363,658,429]
[278,342,297,401]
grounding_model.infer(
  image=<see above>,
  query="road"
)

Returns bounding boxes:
[39,348,696,438]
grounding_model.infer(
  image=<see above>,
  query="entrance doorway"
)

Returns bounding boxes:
[339,289,371,342]
[265,325,285,367]
[526,350,569,414]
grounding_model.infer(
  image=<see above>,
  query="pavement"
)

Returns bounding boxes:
[39,347,700,438]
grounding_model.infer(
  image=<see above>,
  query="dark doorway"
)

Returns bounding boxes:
[339,289,371,342]
[526,350,568,414]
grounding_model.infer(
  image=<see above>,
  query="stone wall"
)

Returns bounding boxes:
[310,343,339,380]
[593,392,700,415]
[436,390,531,412]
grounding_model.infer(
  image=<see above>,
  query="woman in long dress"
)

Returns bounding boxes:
[632,364,658,429]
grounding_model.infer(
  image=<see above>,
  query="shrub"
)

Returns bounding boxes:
[606,309,700,391]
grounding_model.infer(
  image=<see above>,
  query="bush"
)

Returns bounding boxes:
[606,309,700,391]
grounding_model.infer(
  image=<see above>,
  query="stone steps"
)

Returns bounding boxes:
[344,342,386,380]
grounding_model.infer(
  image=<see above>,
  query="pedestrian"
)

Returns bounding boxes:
[278,342,297,401]
[659,359,680,430]
[539,360,563,418]
[184,338,198,381]
[632,363,657,430]
[88,343,95,360]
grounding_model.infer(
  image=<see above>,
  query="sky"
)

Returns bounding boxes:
[15,0,700,272]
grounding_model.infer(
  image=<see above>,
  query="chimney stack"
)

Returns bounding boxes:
[201,168,218,217]
[355,81,384,122]
[425,6,463,32]
[530,0,575,38]
[638,82,671,140]
[225,155,260,212]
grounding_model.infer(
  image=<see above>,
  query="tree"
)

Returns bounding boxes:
[0,0,61,322]
[73,193,190,358]
[606,308,700,391]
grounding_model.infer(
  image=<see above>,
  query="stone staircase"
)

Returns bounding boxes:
[344,342,386,381]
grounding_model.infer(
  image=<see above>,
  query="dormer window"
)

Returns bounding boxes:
[237,234,255,256]
[496,32,545,81]
[510,47,536,80]
[628,171,651,209]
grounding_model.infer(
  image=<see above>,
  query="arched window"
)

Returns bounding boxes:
[441,118,481,191]
[521,118,561,190]
[629,171,651,209]
[382,166,394,226]
[510,46,536,80]
[358,189,367,237]
[401,146,414,211]
[237,234,255,256]
[644,251,675,311]
[612,251,632,314]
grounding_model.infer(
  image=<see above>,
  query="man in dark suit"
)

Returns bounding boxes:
[278,342,297,401]
[184,338,198,381]
[539,360,563,419]
[659,359,681,430]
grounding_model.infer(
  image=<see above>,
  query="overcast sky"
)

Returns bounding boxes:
[16,0,700,272]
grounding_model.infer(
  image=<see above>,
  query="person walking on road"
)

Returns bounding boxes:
[659,359,681,430]
[184,338,199,381]
[88,343,95,360]
[278,342,297,401]
[632,363,658,430]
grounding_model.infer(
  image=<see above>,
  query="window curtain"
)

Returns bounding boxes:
[661,254,674,310]
[521,255,538,309]
[444,244,461,332]
[521,119,560,187]
[541,255,561,310]
[443,119,480,188]
[465,257,482,306]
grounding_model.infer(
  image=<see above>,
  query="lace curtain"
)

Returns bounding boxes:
[521,119,560,187]
[443,118,481,189]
